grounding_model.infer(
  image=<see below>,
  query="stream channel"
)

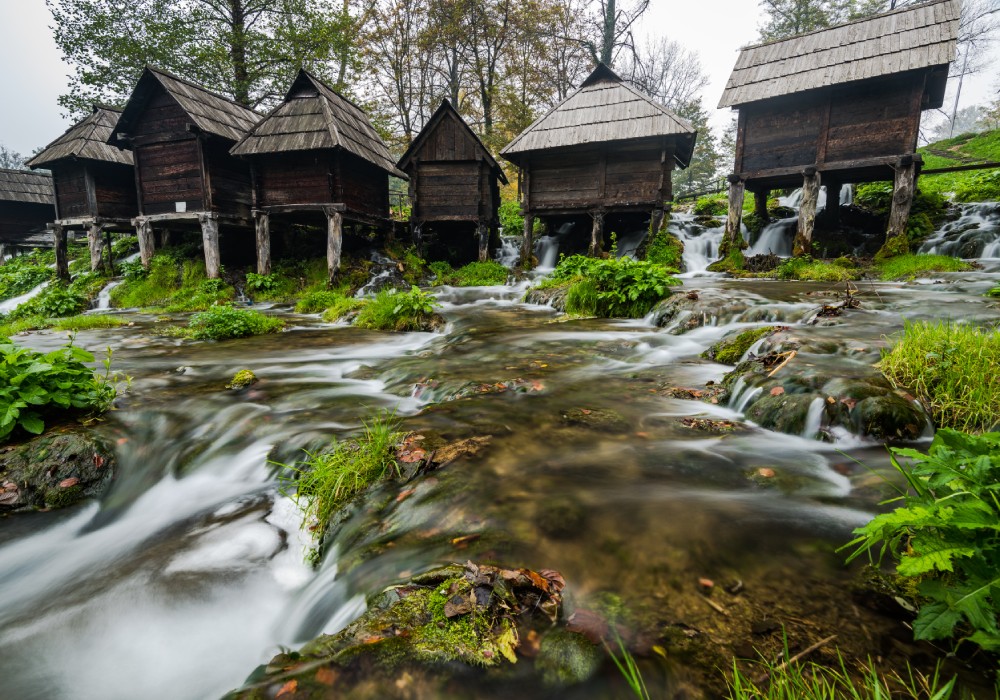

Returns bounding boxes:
[1,211,999,699]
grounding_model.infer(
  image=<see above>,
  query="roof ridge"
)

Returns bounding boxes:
[740,0,953,51]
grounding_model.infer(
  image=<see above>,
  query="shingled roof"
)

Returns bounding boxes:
[0,168,54,205]
[111,66,261,144]
[719,0,959,109]
[501,64,697,168]
[28,105,132,169]
[397,99,508,184]
[231,70,404,177]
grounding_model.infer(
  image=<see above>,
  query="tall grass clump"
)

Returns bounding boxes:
[430,260,508,286]
[535,255,680,318]
[283,413,405,540]
[876,254,974,281]
[187,305,284,340]
[354,286,441,331]
[878,320,1000,433]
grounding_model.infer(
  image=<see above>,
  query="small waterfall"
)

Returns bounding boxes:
[918,202,1000,259]
[778,185,852,211]
[749,217,796,256]
[802,397,826,440]
[354,251,398,298]
[496,236,520,268]
[728,377,762,414]
[95,280,122,311]
[669,213,725,274]
[614,228,648,259]
[535,222,575,271]
[0,281,48,314]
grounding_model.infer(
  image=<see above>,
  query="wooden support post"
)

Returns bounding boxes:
[476,220,489,262]
[88,223,106,271]
[753,190,769,221]
[793,167,821,257]
[53,225,69,281]
[200,213,221,279]
[719,174,746,259]
[0,243,6,265]
[589,210,605,257]
[325,207,343,285]
[105,229,114,269]
[136,217,155,270]
[826,182,843,226]
[255,212,271,275]
[159,229,171,248]
[521,213,534,270]
[884,156,916,255]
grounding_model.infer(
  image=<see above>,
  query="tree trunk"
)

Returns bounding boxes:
[793,168,821,257]
[228,0,250,106]
[137,217,155,270]
[601,0,615,64]
[753,190,769,222]
[826,182,842,227]
[326,208,344,285]
[200,214,221,279]
[255,213,271,275]
[53,225,69,281]
[0,243,6,265]
[719,176,745,259]
[105,229,114,269]
[88,223,105,271]
[885,159,916,253]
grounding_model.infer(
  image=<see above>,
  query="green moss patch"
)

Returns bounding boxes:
[644,227,684,269]
[773,256,860,282]
[110,254,235,310]
[874,254,974,280]
[704,326,787,365]
[430,260,509,286]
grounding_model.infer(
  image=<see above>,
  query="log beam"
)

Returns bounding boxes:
[588,210,605,257]
[753,190,769,222]
[719,174,746,259]
[88,223,106,272]
[53,225,69,281]
[136,217,155,270]
[200,213,221,279]
[521,213,534,270]
[793,168,821,257]
[255,212,271,275]
[885,157,917,254]
[477,220,489,262]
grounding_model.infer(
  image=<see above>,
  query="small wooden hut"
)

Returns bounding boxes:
[396,99,508,263]
[108,66,260,277]
[27,106,137,276]
[718,0,959,257]
[230,69,404,281]
[0,169,55,264]
[500,63,696,266]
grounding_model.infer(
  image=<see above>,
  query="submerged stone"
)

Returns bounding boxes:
[535,629,601,687]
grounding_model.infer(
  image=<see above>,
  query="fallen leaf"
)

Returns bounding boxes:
[635,431,649,438]
[580,409,592,415]
[93,454,105,468]
[396,489,417,503]
[539,569,565,592]
[276,680,298,697]
[451,534,480,548]
[567,609,609,644]
[58,478,80,489]
[698,577,715,590]
[0,491,19,506]
[769,387,785,396]
[398,447,426,463]
[315,667,337,686]
[444,593,474,618]
[756,467,776,478]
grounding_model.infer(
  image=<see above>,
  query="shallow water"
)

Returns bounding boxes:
[1,244,999,698]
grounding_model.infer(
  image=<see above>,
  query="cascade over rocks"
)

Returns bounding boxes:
[651,288,755,333]
[0,429,116,512]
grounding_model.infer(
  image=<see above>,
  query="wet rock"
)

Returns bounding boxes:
[744,393,817,435]
[650,288,754,334]
[225,562,565,699]
[226,369,258,390]
[0,429,116,512]
[560,407,629,433]
[524,283,570,312]
[703,326,788,365]
[535,629,602,687]
[536,496,588,539]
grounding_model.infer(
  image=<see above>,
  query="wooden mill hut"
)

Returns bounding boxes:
[0,169,55,264]
[500,63,696,266]
[27,105,136,276]
[108,66,261,277]
[396,99,508,263]
[230,69,404,282]
[717,0,959,257]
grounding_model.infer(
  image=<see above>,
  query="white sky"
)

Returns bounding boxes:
[0,0,997,155]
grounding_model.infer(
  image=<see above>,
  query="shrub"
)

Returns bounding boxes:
[355,286,440,331]
[955,170,1000,202]
[0,260,50,302]
[498,199,524,236]
[845,429,1000,656]
[436,260,508,286]
[878,320,1000,433]
[117,259,146,281]
[110,235,138,258]
[9,285,88,320]
[876,254,973,281]
[773,256,858,282]
[245,272,281,294]
[0,336,118,442]
[295,290,345,314]
[187,305,284,340]
[855,182,893,215]
[539,255,680,318]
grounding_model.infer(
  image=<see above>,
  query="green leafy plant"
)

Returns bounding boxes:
[0,336,119,442]
[110,235,138,258]
[431,260,508,286]
[537,255,681,318]
[985,285,1000,299]
[245,272,281,294]
[355,286,441,331]
[117,259,146,281]
[845,430,1000,657]
[320,297,364,322]
[0,259,51,302]
[295,290,345,314]
[187,304,284,340]
[9,285,88,320]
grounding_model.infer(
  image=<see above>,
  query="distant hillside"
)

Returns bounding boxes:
[918,130,1000,201]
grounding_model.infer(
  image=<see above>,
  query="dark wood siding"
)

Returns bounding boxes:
[204,140,252,218]
[255,152,332,207]
[93,162,138,220]
[825,77,917,162]
[419,113,486,162]
[414,161,481,221]
[0,202,54,241]
[740,98,823,174]
[530,147,601,210]
[134,90,191,138]
[52,162,91,219]
[135,138,204,215]
[334,152,388,220]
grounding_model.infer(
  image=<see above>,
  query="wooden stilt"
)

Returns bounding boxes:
[0,243,6,265]
[753,190,769,221]
[476,220,489,262]
[793,167,821,257]
[200,213,221,279]
[53,225,69,281]
[521,213,534,270]
[325,207,344,285]
[826,182,843,226]
[105,229,114,269]
[136,217,155,270]
[885,157,916,254]
[159,229,171,248]
[719,174,746,259]
[255,212,271,275]
[88,223,106,271]
[588,210,605,257]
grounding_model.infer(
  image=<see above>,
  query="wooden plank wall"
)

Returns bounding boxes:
[0,202,53,240]
[335,152,389,220]
[415,161,482,221]
[93,162,138,220]
[204,140,253,218]
[136,139,203,215]
[256,152,332,207]
[826,78,916,161]
[420,113,484,162]
[53,162,91,219]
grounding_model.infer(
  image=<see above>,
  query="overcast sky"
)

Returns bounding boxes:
[0,0,996,156]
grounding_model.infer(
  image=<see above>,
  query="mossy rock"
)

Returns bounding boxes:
[226,369,258,390]
[0,429,116,512]
[703,326,787,365]
[524,283,571,312]
[535,629,602,687]
[651,288,754,334]
[743,392,819,435]
[874,234,909,262]
[560,407,629,433]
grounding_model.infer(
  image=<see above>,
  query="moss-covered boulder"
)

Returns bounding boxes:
[226,369,258,390]
[650,288,754,334]
[703,326,788,365]
[0,429,116,512]
[226,562,565,699]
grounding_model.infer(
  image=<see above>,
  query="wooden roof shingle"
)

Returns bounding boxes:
[27,105,133,169]
[396,99,508,184]
[0,168,54,205]
[501,63,697,168]
[719,0,959,108]
[231,70,404,177]
[111,66,261,145]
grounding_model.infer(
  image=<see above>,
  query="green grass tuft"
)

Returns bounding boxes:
[774,257,859,282]
[877,320,1000,433]
[186,305,284,341]
[354,286,440,331]
[51,315,128,331]
[321,297,365,322]
[431,260,508,286]
[296,290,345,314]
[875,254,974,281]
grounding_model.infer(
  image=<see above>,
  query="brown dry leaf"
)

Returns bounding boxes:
[698,577,714,590]
[840,397,858,410]
[539,569,565,592]
[444,593,474,618]
[315,666,337,686]
[521,629,542,657]
[58,478,80,489]
[769,387,785,396]
[451,534,480,548]
[580,409,592,415]
[398,447,426,464]
[756,468,776,478]
[276,680,298,697]
[0,490,20,506]
[116,438,128,446]
[567,609,609,644]
[93,454,105,468]
[525,569,550,593]
[396,489,416,503]
[362,635,385,644]
[635,431,649,438]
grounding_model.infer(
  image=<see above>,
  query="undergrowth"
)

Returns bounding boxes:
[186,305,284,341]
[875,254,974,281]
[878,320,999,433]
[430,260,508,286]
[535,255,680,318]
[354,286,440,331]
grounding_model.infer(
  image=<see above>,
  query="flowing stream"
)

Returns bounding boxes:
[1,214,999,698]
